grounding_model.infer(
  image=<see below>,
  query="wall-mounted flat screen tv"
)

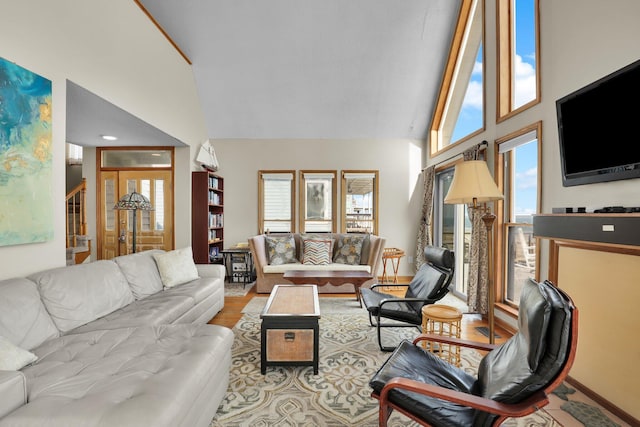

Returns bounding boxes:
[556,58,640,187]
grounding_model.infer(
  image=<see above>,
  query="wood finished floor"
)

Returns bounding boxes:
[208,281,512,344]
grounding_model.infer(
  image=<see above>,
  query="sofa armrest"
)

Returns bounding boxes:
[248,236,268,279]
[367,236,386,278]
[195,263,225,279]
[0,370,27,419]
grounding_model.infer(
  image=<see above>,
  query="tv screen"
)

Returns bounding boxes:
[556,58,640,187]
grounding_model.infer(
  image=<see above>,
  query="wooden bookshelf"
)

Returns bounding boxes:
[192,171,224,263]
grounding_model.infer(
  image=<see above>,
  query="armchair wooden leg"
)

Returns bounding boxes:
[379,403,392,427]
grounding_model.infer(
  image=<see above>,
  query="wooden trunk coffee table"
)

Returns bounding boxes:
[282,270,373,307]
[260,284,320,374]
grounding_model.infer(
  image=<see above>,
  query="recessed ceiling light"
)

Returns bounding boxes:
[101,135,118,141]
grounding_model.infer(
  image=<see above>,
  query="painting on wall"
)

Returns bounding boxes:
[0,57,53,246]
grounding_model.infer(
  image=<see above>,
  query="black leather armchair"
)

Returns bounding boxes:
[369,279,578,427]
[360,246,455,351]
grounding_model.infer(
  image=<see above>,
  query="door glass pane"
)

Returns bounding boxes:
[104,178,115,230]
[435,169,469,298]
[155,180,164,231]
[140,179,151,232]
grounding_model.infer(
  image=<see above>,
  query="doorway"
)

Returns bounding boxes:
[97,148,174,260]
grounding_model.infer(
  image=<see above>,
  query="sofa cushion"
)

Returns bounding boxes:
[0,278,60,350]
[160,277,220,304]
[302,238,333,265]
[333,234,367,265]
[0,336,37,370]
[114,249,165,299]
[67,294,194,334]
[153,247,199,288]
[265,234,299,265]
[29,261,135,334]
[11,324,234,427]
[264,262,371,274]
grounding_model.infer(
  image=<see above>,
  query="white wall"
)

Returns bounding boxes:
[0,0,207,279]
[213,138,425,276]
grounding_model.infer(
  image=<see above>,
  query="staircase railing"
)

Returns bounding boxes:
[66,178,87,248]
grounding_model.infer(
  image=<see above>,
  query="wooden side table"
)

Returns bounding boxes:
[381,248,405,284]
[421,304,462,367]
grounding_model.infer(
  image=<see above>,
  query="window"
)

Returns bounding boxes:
[497,0,540,120]
[299,171,336,233]
[101,149,172,168]
[434,166,471,298]
[259,171,295,234]
[497,123,541,307]
[341,171,378,235]
[430,0,484,155]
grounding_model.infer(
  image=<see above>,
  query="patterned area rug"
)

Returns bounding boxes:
[210,297,560,427]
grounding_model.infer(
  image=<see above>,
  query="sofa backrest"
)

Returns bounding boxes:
[28,261,135,333]
[0,278,60,351]
[114,249,165,299]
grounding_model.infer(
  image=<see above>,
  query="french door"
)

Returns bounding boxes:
[99,170,173,259]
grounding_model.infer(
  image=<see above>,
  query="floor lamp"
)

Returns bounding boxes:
[114,191,154,253]
[444,160,503,344]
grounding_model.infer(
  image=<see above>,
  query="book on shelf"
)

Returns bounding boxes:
[208,212,223,227]
[208,190,221,205]
[208,175,221,190]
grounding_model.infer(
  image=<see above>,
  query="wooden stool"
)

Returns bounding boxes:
[381,248,405,285]
[421,304,462,367]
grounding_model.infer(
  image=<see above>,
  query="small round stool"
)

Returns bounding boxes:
[421,304,463,367]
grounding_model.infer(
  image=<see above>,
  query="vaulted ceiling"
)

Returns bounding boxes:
[67,1,461,146]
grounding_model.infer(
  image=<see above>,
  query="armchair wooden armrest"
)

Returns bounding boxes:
[376,377,549,418]
[412,333,500,352]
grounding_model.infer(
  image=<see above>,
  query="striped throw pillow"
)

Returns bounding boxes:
[302,239,332,265]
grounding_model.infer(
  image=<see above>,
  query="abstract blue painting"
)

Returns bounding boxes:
[0,57,53,246]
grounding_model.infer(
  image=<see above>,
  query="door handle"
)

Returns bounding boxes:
[119,229,127,243]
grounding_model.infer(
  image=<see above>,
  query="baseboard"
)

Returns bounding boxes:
[566,375,639,426]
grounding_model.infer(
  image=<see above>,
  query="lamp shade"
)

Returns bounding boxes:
[114,191,154,211]
[444,160,503,205]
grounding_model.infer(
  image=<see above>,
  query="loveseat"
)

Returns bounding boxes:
[249,233,386,294]
[0,247,233,427]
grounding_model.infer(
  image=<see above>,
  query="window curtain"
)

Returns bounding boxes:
[415,165,435,271]
[464,144,488,315]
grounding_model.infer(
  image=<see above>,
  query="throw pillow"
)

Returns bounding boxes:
[265,234,298,265]
[333,234,366,265]
[302,239,333,265]
[0,336,37,370]
[153,246,199,288]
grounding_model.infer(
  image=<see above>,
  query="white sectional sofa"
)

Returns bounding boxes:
[0,248,233,427]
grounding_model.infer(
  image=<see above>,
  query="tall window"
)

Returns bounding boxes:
[341,171,378,235]
[497,123,540,307]
[433,166,471,297]
[259,171,295,234]
[497,0,540,120]
[431,0,484,155]
[299,171,336,233]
